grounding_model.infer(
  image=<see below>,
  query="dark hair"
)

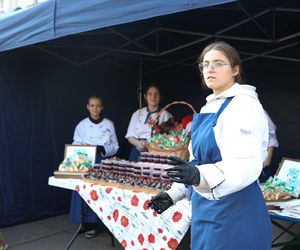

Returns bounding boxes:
[143,83,161,95]
[88,96,103,105]
[197,41,243,83]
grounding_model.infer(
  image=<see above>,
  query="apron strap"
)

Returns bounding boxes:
[212,97,234,127]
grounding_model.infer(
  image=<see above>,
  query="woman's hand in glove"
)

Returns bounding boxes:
[147,192,173,214]
[166,156,200,185]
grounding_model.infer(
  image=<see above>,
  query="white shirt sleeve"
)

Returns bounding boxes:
[102,121,119,157]
[166,183,189,203]
[125,110,139,138]
[194,96,268,199]
[264,111,279,147]
[73,123,84,145]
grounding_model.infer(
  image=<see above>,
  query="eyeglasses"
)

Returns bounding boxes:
[198,61,229,73]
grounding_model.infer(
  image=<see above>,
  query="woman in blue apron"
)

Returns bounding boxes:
[148,41,272,249]
[125,84,172,161]
[69,96,119,238]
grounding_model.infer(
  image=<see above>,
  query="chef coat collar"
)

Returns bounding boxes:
[89,115,104,124]
[206,83,258,103]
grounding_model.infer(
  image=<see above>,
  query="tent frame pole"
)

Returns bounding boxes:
[139,57,142,108]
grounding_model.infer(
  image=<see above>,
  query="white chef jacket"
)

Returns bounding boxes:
[125,107,172,140]
[167,83,269,201]
[73,117,119,158]
[264,111,279,148]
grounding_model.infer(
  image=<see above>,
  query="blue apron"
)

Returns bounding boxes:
[190,97,271,250]
[69,153,102,223]
[129,146,140,162]
[129,138,148,161]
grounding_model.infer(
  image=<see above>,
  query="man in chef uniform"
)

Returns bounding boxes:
[69,96,119,238]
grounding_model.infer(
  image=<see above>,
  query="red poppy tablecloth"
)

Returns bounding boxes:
[76,181,191,250]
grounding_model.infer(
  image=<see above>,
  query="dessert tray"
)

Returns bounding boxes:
[82,158,173,194]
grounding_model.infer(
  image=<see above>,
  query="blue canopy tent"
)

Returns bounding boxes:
[0,0,237,227]
[0,0,234,52]
[0,0,299,227]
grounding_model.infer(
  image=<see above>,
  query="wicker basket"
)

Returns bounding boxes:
[147,101,196,161]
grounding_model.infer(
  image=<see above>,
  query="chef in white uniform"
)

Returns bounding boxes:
[259,110,279,182]
[73,100,119,160]
[125,84,172,161]
[70,96,119,238]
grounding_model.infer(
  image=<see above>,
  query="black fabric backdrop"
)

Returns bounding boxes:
[0,53,299,227]
[0,62,139,226]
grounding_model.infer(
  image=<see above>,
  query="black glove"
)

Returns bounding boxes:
[97,145,106,155]
[166,155,200,185]
[147,192,173,214]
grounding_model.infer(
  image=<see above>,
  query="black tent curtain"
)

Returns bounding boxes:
[0,65,71,226]
[0,53,150,226]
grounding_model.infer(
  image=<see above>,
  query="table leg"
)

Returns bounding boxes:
[65,197,84,250]
[65,223,84,250]
[65,192,116,249]
[110,231,115,247]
